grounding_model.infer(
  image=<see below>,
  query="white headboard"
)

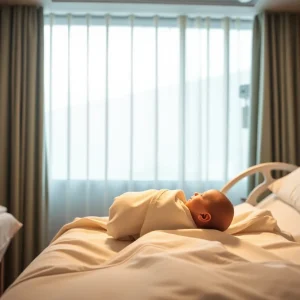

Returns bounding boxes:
[221,162,298,205]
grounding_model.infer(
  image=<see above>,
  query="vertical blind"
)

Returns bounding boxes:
[44,14,252,240]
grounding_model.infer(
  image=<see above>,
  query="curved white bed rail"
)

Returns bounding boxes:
[221,162,298,206]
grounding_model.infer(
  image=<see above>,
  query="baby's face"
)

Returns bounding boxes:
[188,190,221,204]
[188,192,204,204]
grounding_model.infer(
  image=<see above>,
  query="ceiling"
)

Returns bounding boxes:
[0,0,257,4]
[0,0,40,4]
[51,0,258,5]
[1,0,300,14]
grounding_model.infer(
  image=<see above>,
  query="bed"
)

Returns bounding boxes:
[2,162,300,300]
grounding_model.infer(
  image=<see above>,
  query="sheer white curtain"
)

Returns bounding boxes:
[44,14,252,239]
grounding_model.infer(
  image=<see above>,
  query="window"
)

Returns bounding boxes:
[44,15,252,238]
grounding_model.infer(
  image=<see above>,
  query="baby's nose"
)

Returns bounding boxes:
[194,192,199,196]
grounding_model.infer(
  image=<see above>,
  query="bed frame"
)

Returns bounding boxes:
[221,162,298,206]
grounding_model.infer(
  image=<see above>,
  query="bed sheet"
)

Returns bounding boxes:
[257,194,300,242]
[2,213,300,300]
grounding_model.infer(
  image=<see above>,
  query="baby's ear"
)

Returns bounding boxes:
[198,213,211,223]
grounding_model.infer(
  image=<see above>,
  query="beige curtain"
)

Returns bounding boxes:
[249,12,300,190]
[0,6,46,288]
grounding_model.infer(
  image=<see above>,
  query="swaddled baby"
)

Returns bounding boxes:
[107,189,234,240]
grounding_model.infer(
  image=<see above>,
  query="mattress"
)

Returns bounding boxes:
[257,194,300,242]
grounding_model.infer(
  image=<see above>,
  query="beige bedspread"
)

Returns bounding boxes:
[2,209,300,300]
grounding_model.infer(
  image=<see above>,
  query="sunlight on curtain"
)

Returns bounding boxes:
[44,15,252,239]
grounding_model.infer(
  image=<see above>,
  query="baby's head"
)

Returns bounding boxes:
[185,190,234,231]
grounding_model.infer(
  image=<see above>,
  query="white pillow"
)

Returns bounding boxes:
[0,213,22,261]
[268,167,300,213]
[0,205,7,214]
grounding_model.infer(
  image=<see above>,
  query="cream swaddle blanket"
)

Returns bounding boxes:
[106,189,294,241]
[107,189,197,239]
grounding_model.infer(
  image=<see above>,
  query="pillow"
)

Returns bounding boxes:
[0,205,7,213]
[0,213,22,261]
[268,167,300,213]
